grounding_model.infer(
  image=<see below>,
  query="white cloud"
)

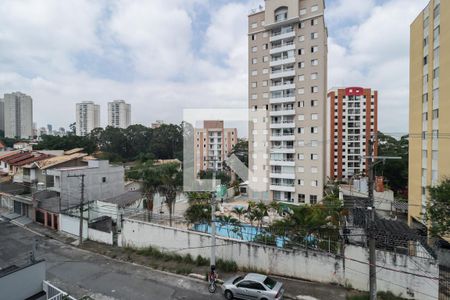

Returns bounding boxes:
[328,0,429,133]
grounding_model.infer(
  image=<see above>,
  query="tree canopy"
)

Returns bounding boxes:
[426,178,450,237]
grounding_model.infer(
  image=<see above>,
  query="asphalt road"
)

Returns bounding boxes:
[0,220,223,300]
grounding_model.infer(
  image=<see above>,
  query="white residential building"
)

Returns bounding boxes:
[3,92,33,139]
[108,100,131,129]
[76,101,100,136]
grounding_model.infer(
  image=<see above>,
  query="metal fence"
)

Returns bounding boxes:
[43,280,77,300]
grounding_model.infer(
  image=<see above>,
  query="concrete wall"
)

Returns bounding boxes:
[0,260,45,300]
[60,213,87,239]
[120,218,439,299]
[88,227,113,245]
[0,194,13,210]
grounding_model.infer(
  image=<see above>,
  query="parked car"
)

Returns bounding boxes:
[221,273,284,300]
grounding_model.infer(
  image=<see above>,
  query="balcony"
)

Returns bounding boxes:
[270,69,295,79]
[270,30,295,42]
[270,43,295,55]
[269,159,295,166]
[270,172,295,179]
[270,109,295,117]
[270,121,295,129]
[270,184,295,192]
[270,82,295,92]
[270,147,295,154]
[270,56,295,67]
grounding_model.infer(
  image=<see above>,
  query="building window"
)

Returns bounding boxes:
[311,167,318,174]
[311,113,318,120]
[298,166,304,173]
[311,153,318,160]
[311,180,318,187]
[262,80,268,86]
[311,18,319,26]
[251,34,256,41]
[298,101,304,107]
[311,5,318,12]
[263,68,269,74]
[311,46,319,53]
[299,35,305,42]
[251,70,258,76]
[311,100,318,107]
[434,4,440,18]
[311,127,318,134]
[423,55,428,66]
[298,154,305,160]
[298,48,305,55]
[298,127,305,134]
[298,88,305,95]
[299,21,305,29]
[102,177,106,183]
[251,22,257,28]
[432,109,439,119]
[252,58,257,64]
[311,140,318,147]
[298,75,305,81]
[298,114,305,121]
[275,7,288,22]
[311,86,319,93]
[263,56,269,62]
[251,82,257,88]
[299,8,307,15]
[298,194,305,203]
[298,62,305,69]
[310,195,318,204]
[252,46,257,52]
[311,59,319,66]
[311,32,318,39]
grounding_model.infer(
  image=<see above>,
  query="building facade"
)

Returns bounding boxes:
[326,87,378,181]
[3,92,33,139]
[76,101,100,136]
[194,121,237,175]
[409,0,449,225]
[108,100,131,129]
[248,0,327,204]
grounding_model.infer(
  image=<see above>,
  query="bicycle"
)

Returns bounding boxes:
[208,266,217,293]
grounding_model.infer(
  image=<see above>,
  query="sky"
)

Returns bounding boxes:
[0,0,429,135]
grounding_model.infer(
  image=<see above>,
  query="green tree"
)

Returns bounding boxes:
[426,178,450,237]
[376,132,408,196]
[232,206,246,222]
[184,203,211,225]
[157,162,183,226]
[229,138,248,167]
[198,170,231,187]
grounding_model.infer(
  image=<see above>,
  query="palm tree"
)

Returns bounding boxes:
[157,162,183,227]
[232,206,246,222]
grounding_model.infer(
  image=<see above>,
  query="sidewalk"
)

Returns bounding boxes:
[25,222,348,300]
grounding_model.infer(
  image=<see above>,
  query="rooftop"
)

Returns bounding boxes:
[100,191,142,208]
[34,153,87,170]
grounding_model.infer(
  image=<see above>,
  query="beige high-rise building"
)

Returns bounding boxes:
[108,100,131,129]
[248,0,327,204]
[194,121,237,175]
[409,0,449,226]
[76,101,100,136]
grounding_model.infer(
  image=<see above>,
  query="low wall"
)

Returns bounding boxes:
[59,214,87,239]
[0,260,46,300]
[88,228,113,245]
[120,218,439,299]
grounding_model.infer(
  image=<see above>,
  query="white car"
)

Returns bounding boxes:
[221,273,284,300]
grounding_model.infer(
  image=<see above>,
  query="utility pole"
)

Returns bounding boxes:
[210,169,217,269]
[367,139,377,300]
[68,174,85,246]
[365,135,401,300]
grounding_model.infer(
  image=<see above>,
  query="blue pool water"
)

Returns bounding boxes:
[193,222,287,247]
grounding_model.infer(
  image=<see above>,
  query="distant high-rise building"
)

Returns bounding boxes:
[0,97,4,134]
[108,100,131,129]
[194,121,237,175]
[47,124,53,134]
[3,92,33,139]
[76,101,100,136]
[409,0,449,226]
[326,87,378,181]
[248,0,328,204]
[151,120,165,129]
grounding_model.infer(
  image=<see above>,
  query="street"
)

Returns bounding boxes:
[0,220,222,300]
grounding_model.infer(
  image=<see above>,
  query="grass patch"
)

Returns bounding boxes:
[216,259,238,272]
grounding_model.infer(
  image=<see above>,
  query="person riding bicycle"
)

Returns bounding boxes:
[209,265,217,282]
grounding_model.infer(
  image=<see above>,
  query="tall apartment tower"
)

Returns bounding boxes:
[409,0,449,226]
[3,92,33,139]
[0,97,4,134]
[194,121,238,175]
[108,100,131,129]
[76,101,100,136]
[326,87,378,181]
[248,0,328,204]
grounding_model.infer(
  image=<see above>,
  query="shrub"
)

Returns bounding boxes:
[216,259,238,272]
